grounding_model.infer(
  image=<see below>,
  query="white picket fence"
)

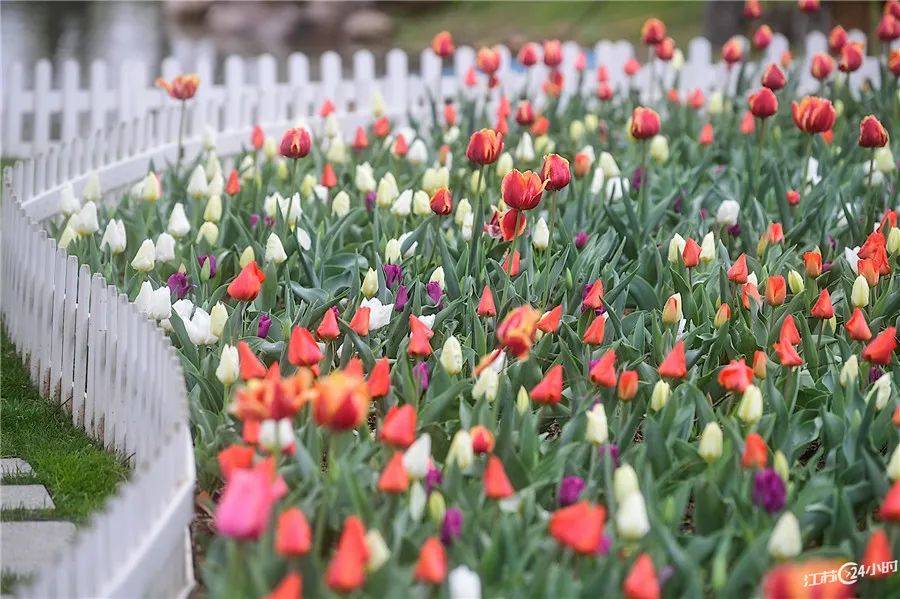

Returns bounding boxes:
[0,30,895,598]
[3,30,891,158]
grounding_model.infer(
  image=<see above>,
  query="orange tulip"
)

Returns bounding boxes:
[496,306,542,358]
[288,327,323,367]
[589,349,617,387]
[380,404,415,448]
[228,261,266,302]
[531,364,563,405]
[325,516,369,592]
[658,341,687,379]
[155,74,199,100]
[313,371,371,431]
[276,508,312,557]
[742,432,768,468]
[414,537,448,584]
[863,327,897,365]
[623,554,660,599]
[549,501,606,553]
[718,359,754,393]
[378,452,409,494]
[484,455,514,499]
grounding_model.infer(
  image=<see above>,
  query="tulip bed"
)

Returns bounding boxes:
[52,9,900,599]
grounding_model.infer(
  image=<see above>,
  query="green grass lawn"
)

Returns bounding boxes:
[392,1,704,53]
[1,331,129,524]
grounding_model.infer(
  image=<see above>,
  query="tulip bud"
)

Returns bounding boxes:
[887,445,900,481]
[887,227,900,255]
[215,344,240,385]
[650,380,670,411]
[787,270,805,294]
[196,222,219,245]
[738,384,763,425]
[332,191,350,217]
[403,434,432,479]
[698,422,723,463]
[365,529,391,572]
[187,165,209,199]
[708,91,724,115]
[239,246,256,269]
[837,355,859,389]
[81,171,102,203]
[385,238,401,263]
[649,135,669,163]
[265,233,287,264]
[598,152,621,178]
[613,464,640,503]
[139,172,161,202]
[516,386,530,414]
[440,336,463,375]
[773,450,789,483]
[617,491,650,541]
[428,491,446,525]
[700,232,716,263]
[874,147,896,174]
[668,234,686,263]
[210,302,228,338]
[362,268,379,298]
[868,374,891,410]
[768,512,802,559]
[472,368,499,402]
[851,275,869,307]
[662,293,682,324]
[714,303,731,328]
[585,403,608,445]
[131,239,156,272]
[447,430,474,470]
[532,217,550,250]
[469,170,486,194]
[204,195,222,223]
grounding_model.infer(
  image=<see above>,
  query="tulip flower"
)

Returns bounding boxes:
[429,187,453,215]
[325,516,369,592]
[845,308,872,341]
[810,52,834,80]
[214,460,284,540]
[583,314,607,345]
[288,327,322,367]
[773,339,803,367]
[476,285,497,317]
[811,289,834,319]
[792,96,836,134]
[765,275,786,306]
[768,512,802,559]
[590,350,617,387]
[623,554,660,599]
[838,42,863,73]
[630,107,661,139]
[537,305,562,333]
[466,128,503,165]
[215,344,240,385]
[155,74,199,100]
[861,529,894,577]
[641,18,666,45]
[228,261,266,302]
[484,455,514,499]
[761,63,786,90]
[617,491,650,541]
[718,359,754,393]
[650,380,670,411]
[531,364,563,405]
[863,327,897,365]
[738,385,764,425]
[313,371,371,431]
[440,336,463,375]
[276,508,312,556]
[238,341,267,381]
[742,432,768,468]
[380,404,415,448]
[752,24,773,50]
[748,87,778,119]
[431,31,454,58]
[698,422,723,463]
[549,501,606,553]
[859,115,889,148]
[585,403,608,445]
[414,537,447,584]
[378,452,409,494]
[280,127,311,159]
[658,341,687,379]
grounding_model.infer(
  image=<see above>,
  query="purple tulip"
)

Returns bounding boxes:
[394,284,409,311]
[441,508,463,546]
[574,231,588,249]
[869,366,883,384]
[264,215,275,228]
[166,272,192,300]
[413,361,430,390]
[249,214,261,228]
[598,443,620,466]
[257,313,272,338]
[752,468,786,513]
[365,192,377,212]
[595,533,611,555]
[197,254,217,278]
[630,165,645,190]
[425,464,443,494]
[383,264,403,288]
[558,476,585,507]
[727,223,741,236]
[426,281,443,305]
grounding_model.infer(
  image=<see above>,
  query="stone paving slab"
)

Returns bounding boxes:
[0,521,76,576]
[1,485,55,510]
[0,458,34,478]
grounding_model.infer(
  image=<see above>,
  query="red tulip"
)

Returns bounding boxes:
[617,370,639,401]
[681,237,701,267]
[279,127,311,159]
[810,52,834,80]
[630,107,661,139]
[537,305,562,333]
[861,529,893,577]
[325,516,369,592]
[380,404,415,448]
[641,18,666,45]
[748,87,778,119]
[658,340,687,379]
[698,123,714,146]
[845,308,872,341]
[540,154,571,191]
[779,314,801,345]
[543,39,563,67]
[742,432,768,468]
[501,169,545,211]
[744,0,762,19]
[656,37,675,61]
[765,275,786,306]
[838,42,864,73]
[518,42,540,67]
[718,359,754,393]
[828,25,848,54]
[470,425,495,454]
[583,279,605,309]
[477,285,497,317]
[811,289,834,319]
[466,128,504,165]
[349,307,370,337]
[752,25,773,50]
[366,357,391,398]
[378,452,409,494]
[589,349,617,387]
[414,537,447,584]
[276,508,312,556]
[761,63,786,90]
[549,501,606,553]
[722,37,744,64]
[863,327,897,365]
[317,308,341,341]
[773,339,803,366]
[583,315,607,345]
[238,341,267,380]
[859,115,890,148]
[531,364,563,405]
[496,306,541,358]
[430,187,453,215]
[431,31,455,58]
[476,46,501,75]
[728,253,749,283]
[228,261,266,302]
[155,74,199,100]
[624,554,660,599]
[792,96,836,134]
[484,455,514,499]
[879,481,900,520]
[218,443,254,480]
[265,572,302,599]
[288,326,323,367]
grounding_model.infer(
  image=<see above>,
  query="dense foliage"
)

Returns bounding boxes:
[53,5,900,598]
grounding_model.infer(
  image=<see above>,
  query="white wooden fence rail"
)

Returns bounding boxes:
[3,31,893,158]
[0,31,895,597]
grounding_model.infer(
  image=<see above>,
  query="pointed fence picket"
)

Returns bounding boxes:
[3,32,895,157]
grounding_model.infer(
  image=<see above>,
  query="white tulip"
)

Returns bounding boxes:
[131,239,156,272]
[364,530,391,572]
[332,190,350,217]
[440,336,463,375]
[668,234,686,263]
[532,217,550,250]
[100,219,127,255]
[430,267,445,289]
[617,491,650,540]
[70,201,99,235]
[385,238,401,263]
[887,444,900,481]
[265,233,287,264]
[140,172,161,202]
[187,165,209,199]
[59,183,81,215]
[698,422,723,463]
[403,434,432,479]
[204,195,222,223]
[215,344,240,385]
[196,222,219,245]
[412,190,431,216]
[496,152,514,178]
[716,200,740,226]
[613,464,640,503]
[605,176,630,201]
[360,297,393,330]
[167,204,191,238]
[868,374,892,410]
[598,151,620,178]
[355,162,377,193]
[407,139,428,164]
[700,232,715,263]
[186,307,218,345]
[391,189,412,217]
[377,173,400,207]
[515,133,535,162]
[449,566,482,599]
[472,368,499,402]
[768,512,802,559]
[296,227,311,251]
[361,268,379,298]
[81,171,102,202]
[210,302,228,338]
[738,385,763,425]
[585,403,608,445]
[447,430,474,471]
